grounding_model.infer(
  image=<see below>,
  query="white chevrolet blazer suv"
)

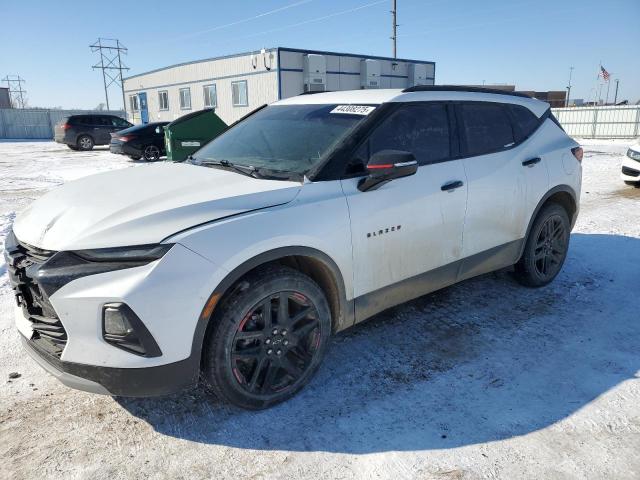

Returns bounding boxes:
[5,87,582,409]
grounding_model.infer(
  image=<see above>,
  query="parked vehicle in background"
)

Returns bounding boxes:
[621,141,640,186]
[7,87,582,410]
[110,122,169,161]
[54,114,132,151]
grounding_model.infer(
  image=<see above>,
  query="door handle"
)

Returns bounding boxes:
[441,180,464,191]
[522,157,541,167]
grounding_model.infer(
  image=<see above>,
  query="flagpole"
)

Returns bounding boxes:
[593,61,601,105]
[605,76,611,105]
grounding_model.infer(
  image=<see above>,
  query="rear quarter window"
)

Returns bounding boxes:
[507,104,540,142]
[459,103,514,156]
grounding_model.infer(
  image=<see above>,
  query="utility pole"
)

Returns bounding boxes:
[613,79,620,104]
[2,75,27,108]
[391,0,398,58]
[90,38,130,111]
[565,66,574,107]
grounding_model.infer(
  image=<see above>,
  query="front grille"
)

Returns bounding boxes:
[622,166,640,177]
[5,237,68,357]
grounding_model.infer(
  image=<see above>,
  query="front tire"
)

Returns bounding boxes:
[515,203,570,287]
[77,135,94,151]
[202,265,331,410]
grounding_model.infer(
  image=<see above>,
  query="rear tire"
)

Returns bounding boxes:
[142,144,161,161]
[77,135,94,151]
[515,203,570,287]
[202,265,331,410]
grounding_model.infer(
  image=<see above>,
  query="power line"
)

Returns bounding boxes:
[2,75,27,109]
[90,38,130,111]
[209,0,387,46]
[163,0,315,43]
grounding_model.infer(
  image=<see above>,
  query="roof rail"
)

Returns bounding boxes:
[402,85,532,98]
[298,90,333,96]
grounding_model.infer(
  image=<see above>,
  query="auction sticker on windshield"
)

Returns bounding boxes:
[330,105,376,115]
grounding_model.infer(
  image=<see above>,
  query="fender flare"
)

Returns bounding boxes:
[189,246,352,364]
[517,184,578,260]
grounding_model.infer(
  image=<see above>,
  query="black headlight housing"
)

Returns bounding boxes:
[36,244,174,297]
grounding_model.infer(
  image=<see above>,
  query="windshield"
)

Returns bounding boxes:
[192,104,373,175]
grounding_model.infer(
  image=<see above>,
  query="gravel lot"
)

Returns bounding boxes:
[1,140,639,480]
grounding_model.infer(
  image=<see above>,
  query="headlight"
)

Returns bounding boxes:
[73,244,173,262]
[37,244,174,297]
[627,148,640,162]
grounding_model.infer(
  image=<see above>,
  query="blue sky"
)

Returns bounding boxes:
[1,0,638,109]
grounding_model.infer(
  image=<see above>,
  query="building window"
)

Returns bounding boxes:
[231,80,248,107]
[158,90,169,110]
[203,84,217,108]
[179,88,192,110]
[129,95,139,112]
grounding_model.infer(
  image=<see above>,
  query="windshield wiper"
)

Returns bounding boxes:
[194,159,261,178]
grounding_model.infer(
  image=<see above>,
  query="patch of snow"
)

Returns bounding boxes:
[0,141,639,480]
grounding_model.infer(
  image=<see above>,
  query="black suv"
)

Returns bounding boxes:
[54,114,133,151]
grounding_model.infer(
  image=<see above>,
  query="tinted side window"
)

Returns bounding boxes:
[111,117,130,128]
[95,116,113,126]
[507,104,539,142]
[357,104,450,167]
[73,116,92,125]
[460,103,514,156]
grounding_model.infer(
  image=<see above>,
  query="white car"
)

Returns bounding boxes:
[5,87,582,409]
[622,140,640,185]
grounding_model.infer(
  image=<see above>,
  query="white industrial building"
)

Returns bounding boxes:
[122,47,435,125]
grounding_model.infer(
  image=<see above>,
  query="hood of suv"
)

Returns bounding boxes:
[13,162,301,251]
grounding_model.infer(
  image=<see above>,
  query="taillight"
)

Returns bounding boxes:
[571,146,583,162]
[118,135,135,142]
[61,123,71,130]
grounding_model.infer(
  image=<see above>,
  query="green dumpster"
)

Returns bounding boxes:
[164,108,227,161]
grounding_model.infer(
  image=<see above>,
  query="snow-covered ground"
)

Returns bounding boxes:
[1,140,639,480]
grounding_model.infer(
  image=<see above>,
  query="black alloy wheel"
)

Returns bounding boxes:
[532,214,568,280]
[143,145,161,161]
[515,202,570,287]
[231,291,321,395]
[202,265,331,409]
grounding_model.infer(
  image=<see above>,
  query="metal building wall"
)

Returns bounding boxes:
[278,48,435,97]
[123,48,436,127]
[123,50,280,125]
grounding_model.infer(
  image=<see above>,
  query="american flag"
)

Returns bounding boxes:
[599,66,611,81]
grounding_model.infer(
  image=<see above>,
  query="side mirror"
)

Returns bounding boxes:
[358,150,418,192]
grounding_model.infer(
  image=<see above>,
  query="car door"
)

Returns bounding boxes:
[89,115,110,144]
[340,102,468,322]
[455,101,540,280]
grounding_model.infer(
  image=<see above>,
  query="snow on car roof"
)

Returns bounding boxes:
[275,88,549,117]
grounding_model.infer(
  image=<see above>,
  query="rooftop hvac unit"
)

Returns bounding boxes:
[408,63,429,87]
[360,59,381,89]
[304,54,327,93]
